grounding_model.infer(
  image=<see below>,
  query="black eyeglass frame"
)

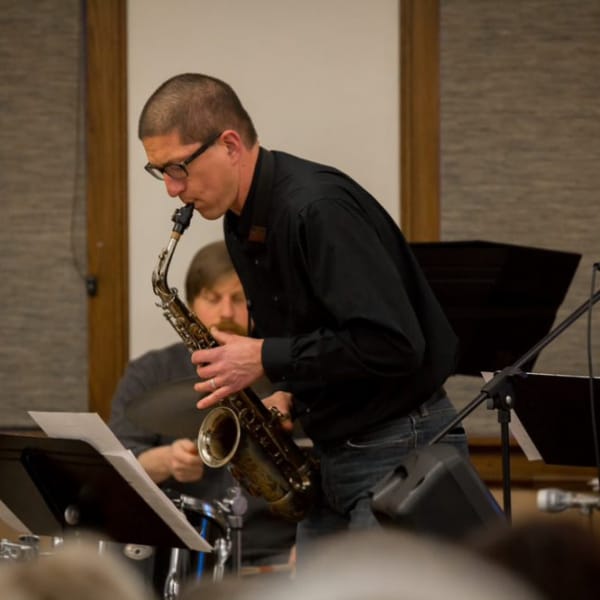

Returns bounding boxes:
[144,131,223,180]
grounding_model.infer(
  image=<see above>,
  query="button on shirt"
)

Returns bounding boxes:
[224,149,458,445]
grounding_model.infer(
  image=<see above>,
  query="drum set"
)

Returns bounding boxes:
[0,379,291,599]
[110,487,246,599]
[0,535,42,562]
[160,489,245,598]
[1,488,244,600]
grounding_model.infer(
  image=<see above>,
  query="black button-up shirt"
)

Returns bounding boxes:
[224,149,458,444]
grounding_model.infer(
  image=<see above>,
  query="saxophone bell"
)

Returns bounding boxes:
[197,401,315,522]
[197,405,240,468]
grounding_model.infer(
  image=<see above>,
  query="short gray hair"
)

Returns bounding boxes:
[138,73,257,147]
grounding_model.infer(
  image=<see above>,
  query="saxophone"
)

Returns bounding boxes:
[152,204,316,522]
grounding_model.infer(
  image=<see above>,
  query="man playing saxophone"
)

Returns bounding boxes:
[137,73,468,564]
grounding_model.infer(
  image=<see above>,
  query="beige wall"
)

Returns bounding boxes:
[127,0,400,359]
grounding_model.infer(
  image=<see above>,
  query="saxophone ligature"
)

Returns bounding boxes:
[152,204,316,522]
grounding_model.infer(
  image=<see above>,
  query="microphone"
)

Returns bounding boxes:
[537,488,600,513]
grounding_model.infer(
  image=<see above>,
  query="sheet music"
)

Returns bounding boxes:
[480,372,542,461]
[29,411,211,552]
[509,413,542,461]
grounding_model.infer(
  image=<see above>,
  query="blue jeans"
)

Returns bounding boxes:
[296,391,468,563]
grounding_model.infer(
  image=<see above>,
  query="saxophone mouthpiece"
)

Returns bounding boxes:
[171,204,194,235]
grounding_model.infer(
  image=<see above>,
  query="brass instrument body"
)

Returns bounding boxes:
[152,205,316,522]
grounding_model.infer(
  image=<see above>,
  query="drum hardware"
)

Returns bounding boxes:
[18,534,41,549]
[64,504,80,526]
[0,535,39,562]
[211,537,229,582]
[163,548,185,600]
[214,486,248,577]
[162,493,233,600]
[123,544,154,561]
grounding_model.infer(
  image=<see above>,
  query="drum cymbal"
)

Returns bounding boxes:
[125,376,313,445]
[125,377,211,439]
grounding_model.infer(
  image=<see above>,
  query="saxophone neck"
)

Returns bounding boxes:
[153,204,195,295]
[152,241,176,297]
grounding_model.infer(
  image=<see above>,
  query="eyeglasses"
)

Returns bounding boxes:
[144,131,222,180]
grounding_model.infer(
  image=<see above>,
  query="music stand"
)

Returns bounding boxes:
[0,433,207,549]
[410,240,581,375]
[508,373,600,467]
[429,284,600,520]
[404,240,590,523]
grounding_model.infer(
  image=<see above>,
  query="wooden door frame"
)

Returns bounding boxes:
[400,0,440,241]
[86,0,128,420]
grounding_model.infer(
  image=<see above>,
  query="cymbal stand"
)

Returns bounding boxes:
[216,486,248,577]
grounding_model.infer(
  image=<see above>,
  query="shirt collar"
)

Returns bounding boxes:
[228,146,272,244]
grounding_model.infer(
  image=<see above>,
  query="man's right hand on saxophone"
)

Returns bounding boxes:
[192,327,267,410]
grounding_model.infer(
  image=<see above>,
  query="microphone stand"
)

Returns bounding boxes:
[430,286,600,521]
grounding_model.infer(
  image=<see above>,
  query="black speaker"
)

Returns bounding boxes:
[370,444,506,540]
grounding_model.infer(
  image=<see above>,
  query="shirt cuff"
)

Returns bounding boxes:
[262,337,293,383]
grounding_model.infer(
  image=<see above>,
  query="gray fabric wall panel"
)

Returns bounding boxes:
[0,0,87,428]
[441,0,600,436]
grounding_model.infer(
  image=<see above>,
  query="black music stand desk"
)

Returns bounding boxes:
[410,240,581,375]
[410,240,583,521]
[0,433,209,550]
[508,372,600,468]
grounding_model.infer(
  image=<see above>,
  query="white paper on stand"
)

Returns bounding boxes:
[481,372,542,461]
[28,411,211,552]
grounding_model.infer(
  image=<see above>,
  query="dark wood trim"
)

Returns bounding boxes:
[86,0,129,421]
[400,0,440,241]
[469,438,598,491]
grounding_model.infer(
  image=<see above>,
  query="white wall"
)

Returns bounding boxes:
[127,0,399,359]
